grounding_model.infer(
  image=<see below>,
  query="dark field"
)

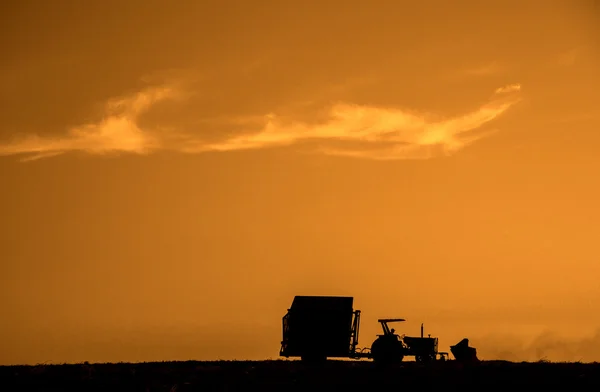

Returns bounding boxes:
[2,360,600,391]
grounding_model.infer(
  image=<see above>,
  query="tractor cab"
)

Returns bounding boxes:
[370,318,408,364]
[376,318,406,337]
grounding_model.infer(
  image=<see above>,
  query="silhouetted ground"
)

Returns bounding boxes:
[2,360,600,391]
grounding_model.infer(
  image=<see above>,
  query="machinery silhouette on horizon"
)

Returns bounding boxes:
[279,295,478,365]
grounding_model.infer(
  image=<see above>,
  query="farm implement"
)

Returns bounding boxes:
[279,295,478,365]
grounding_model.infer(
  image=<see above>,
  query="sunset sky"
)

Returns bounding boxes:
[1,0,600,365]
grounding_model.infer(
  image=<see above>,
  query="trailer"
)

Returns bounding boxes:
[280,295,474,364]
[280,296,360,362]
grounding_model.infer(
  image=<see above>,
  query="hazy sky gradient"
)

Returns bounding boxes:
[1,0,599,364]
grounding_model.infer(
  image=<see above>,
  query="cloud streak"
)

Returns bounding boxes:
[188,83,522,160]
[0,85,181,161]
[0,82,522,162]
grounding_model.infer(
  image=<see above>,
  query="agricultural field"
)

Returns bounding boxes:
[2,359,600,391]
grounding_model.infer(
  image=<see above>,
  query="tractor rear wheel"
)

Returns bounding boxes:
[371,336,404,365]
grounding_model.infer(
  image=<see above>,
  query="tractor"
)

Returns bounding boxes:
[370,318,447,364]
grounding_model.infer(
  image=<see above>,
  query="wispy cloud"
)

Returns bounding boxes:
[187,83,522,160]
[494,84,521,94]
[0,85,182,161]
[0,82,522,162]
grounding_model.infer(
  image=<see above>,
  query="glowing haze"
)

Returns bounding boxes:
[1,0,600,366]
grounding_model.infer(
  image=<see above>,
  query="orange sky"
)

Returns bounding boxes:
[1,0,599,365]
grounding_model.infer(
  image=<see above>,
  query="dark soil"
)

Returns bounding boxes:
[2,359,599,391]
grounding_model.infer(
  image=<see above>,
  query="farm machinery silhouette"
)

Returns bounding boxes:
[280,296,478,365]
